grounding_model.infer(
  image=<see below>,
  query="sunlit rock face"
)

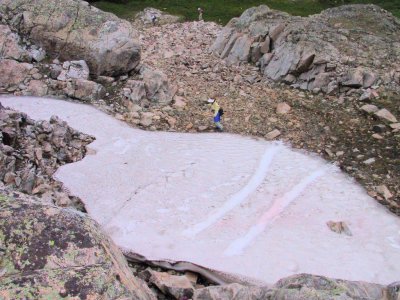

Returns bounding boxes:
[0,0,141,76]
[3,96,400,286]
[211,4,400,94]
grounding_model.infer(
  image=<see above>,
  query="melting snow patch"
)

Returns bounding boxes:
[3,96,400,286]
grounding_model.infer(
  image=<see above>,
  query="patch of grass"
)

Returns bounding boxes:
[91,0,399,24]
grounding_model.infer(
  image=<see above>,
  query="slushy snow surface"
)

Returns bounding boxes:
[3,96,400,285]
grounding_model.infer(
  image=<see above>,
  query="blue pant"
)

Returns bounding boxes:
[213,113,223,130]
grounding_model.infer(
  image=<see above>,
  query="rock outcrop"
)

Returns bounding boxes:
[0,190,155,299]
[0,104,94,209]
[211,4,400,94]
[0,24,29,61]
[0,0,141,76]
[0,22,106,102]
[133,7,181,27]
[194,274,398,300]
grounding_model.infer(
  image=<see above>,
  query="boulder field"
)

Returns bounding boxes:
[211,5,400,94]
[1,0,400,299]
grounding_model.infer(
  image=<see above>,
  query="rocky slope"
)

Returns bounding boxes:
[1,2,398,214]
[119,17,399,215]
[211,4,400,95]
[1,1,400,298]
[0,103,94,210]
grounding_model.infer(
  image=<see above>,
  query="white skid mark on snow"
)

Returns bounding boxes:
[387,232,400,249]
[224,165,332,256]
[183,145,281,237]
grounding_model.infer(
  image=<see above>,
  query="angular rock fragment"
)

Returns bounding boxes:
[327,221,352,236]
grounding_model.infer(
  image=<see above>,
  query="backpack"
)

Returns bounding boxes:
[218,108,224,116]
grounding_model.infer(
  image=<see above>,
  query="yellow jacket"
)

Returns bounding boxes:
[209,101,220,117]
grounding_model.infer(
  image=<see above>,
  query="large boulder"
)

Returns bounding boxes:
[64,79,106,102]
[24,79,49,96]
[0,191,155,299]
[225,34,253,65]
[211,4,400,93]
[0,0,141,76]
[0,24,29,61]
[133,7,181,27]
[0,59,32,88]
[271,274,386,299]
[194,274,389,300]
[142,68,175,105]
[194,283,271,300]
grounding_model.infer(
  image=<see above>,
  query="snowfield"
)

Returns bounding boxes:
[3,96,400,285]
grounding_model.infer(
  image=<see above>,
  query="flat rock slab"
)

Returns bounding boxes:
[2,96,400,285]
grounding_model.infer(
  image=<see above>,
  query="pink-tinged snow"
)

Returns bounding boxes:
[3,96,400,285]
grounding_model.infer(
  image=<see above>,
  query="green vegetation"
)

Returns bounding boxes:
[91,0,399,24]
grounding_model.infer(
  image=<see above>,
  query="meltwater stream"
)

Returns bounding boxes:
[2,96,400,285]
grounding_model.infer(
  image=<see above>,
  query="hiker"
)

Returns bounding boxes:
[198,7,204,21]
[207,98,224,131]
[151,14,157,25]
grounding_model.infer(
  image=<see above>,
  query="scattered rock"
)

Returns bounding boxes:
[363,158,376,165]
[360,104,379,114]
[57,60,90,81]
[359,89,378,101]
[147,269,194,299]
[376,185,393,200]
[28,47,46,62]
[390,123,400,130]
[265,129,281,140]
[173,96,187,108]
[327,221,352,236]
[276,102,291,114]
[372,124,386,133]
[0,59,32,88]
[342,68,365,88]
[49,64,63,79]
[140,112,154,127]
[336,151,344,157]
[0,108,94,208]
[184,272,198,285]
[374,108,398,123]
[372,133,383,140]
[24,80,48,97]
[198,125,208,131]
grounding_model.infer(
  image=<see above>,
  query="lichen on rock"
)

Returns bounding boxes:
[0,191,155,299]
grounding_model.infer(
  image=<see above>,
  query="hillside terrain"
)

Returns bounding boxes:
[0,0,400,299]
[91,0,400,24]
